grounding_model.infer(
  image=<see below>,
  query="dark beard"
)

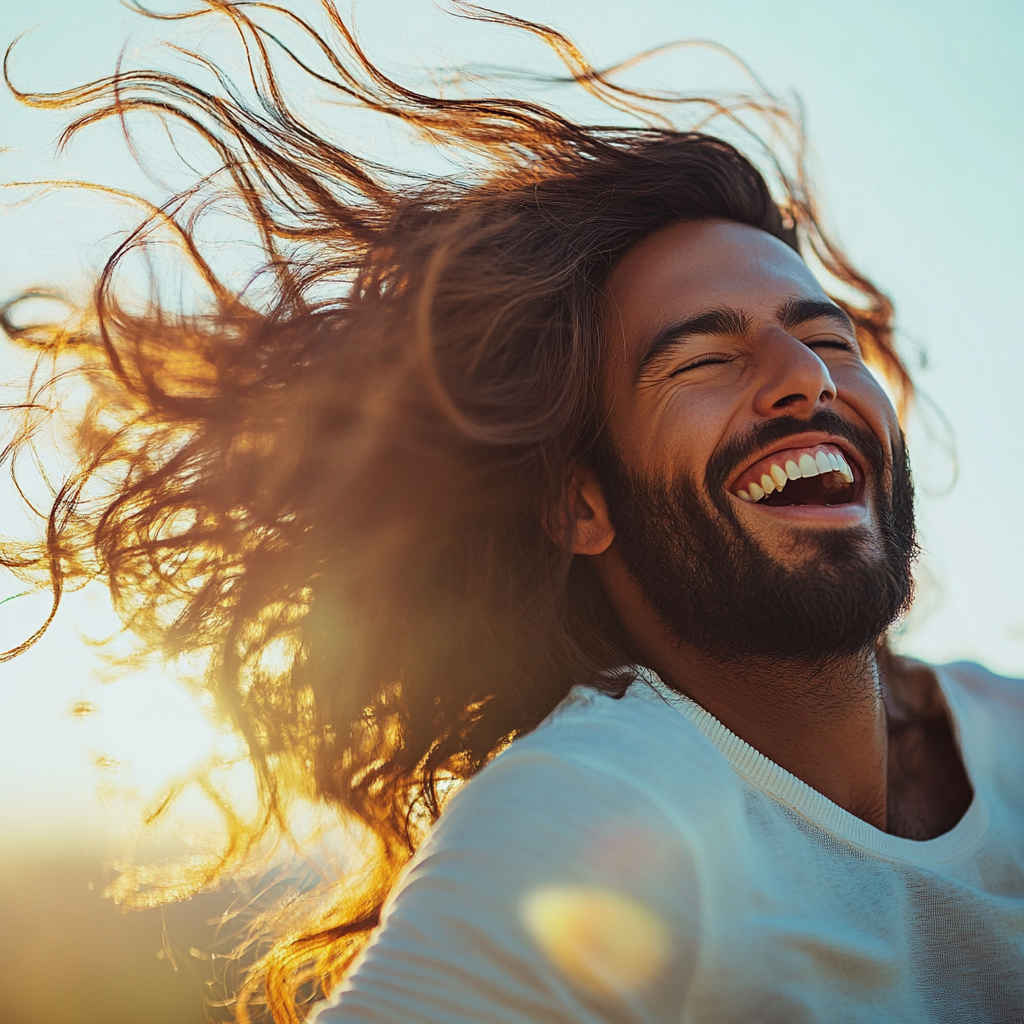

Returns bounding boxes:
[593,410,918,662]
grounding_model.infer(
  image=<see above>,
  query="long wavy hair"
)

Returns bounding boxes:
[2,2,910,1020]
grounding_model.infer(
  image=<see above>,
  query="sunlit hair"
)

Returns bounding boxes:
[1,2,910,1020]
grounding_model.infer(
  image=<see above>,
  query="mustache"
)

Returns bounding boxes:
[705,409,888,498]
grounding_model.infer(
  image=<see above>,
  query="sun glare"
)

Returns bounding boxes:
[0,581,243,854]
[521,885,671,998]
[84,668,224,800]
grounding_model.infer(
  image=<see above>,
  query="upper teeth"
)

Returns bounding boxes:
[735,446,854,502]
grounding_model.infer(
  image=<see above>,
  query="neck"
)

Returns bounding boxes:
[594,549,890,830]
[655,645,889,830]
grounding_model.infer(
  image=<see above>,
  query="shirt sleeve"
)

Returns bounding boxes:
[311,749,701,1024]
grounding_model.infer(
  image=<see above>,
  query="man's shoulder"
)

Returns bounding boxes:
[410,677,745,901]
[939,659,1024,706]
[519,676,726,761]
[451,677,743,833]
[887,655,1023,721]
[937,659,1024,759]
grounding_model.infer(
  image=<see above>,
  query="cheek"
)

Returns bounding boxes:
[841,366,899,428]
[835,366,902,467]
[623,387,736,479]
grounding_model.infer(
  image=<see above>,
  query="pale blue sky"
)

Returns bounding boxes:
[1,0,1022,844]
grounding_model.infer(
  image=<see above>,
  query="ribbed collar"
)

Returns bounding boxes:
[633,665,990,866]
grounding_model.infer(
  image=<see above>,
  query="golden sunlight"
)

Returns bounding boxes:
[521,885,671,998]
[0,583,236,852]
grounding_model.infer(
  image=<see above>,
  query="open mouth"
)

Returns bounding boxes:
[729,443,858,507]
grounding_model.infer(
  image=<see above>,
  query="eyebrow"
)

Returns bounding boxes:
[633,297,856,384]
[634,307,751,382]
[776,297,855,335]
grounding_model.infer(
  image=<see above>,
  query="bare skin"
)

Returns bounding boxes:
[569,220,971,840]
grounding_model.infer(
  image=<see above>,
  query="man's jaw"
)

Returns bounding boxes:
[724,431,870,528]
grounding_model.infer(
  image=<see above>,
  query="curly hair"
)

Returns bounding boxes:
[1,3,909,1020]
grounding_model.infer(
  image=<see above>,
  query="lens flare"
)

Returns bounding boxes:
[521,885,670,998]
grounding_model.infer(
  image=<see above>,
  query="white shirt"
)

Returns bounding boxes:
[313,662,1024,1023]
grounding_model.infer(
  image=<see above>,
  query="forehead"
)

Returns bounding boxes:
[602,219,830,364]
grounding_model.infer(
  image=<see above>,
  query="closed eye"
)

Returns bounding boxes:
[808,338,857,352]
[668,354,736,377]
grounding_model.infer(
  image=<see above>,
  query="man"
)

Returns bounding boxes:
[4,4,1021,1021]
[311,222,1023,1023]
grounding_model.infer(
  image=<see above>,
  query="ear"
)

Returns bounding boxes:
[554,467,616,556]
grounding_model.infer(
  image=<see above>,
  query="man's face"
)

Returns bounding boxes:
[594,219,916,660]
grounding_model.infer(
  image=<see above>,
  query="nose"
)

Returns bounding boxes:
[752,328,837,419]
